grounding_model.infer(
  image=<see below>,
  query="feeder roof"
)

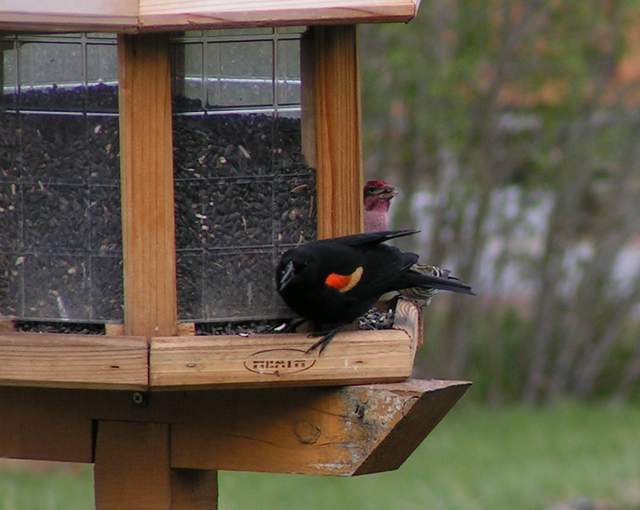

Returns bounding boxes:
[1,0,421,33]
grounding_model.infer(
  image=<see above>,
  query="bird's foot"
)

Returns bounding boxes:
[305,328,342,355]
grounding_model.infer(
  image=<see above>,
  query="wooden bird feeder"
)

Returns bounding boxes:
[0,1,469,508]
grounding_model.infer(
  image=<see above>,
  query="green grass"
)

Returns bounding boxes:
[1,403,639,510]
[0,466,93,510]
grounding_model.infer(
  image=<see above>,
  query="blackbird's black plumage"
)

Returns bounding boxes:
[276,230,474,353]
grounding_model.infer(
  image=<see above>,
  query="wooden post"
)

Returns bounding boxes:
[118,33,177,338]
[303,25,363,238]
[95,422,172,509]
[92,33,218,510]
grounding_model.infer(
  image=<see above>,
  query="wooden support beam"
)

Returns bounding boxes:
[0,333,148,390]
[118,33,177,338]
[95,422,173,509]
[0,387,94,463]
[0,379,470,475]
[171,379,469,475]
[305,25,363,238]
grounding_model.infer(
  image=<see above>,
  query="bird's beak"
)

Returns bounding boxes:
[278,260,296,292]
[381,186,398,199]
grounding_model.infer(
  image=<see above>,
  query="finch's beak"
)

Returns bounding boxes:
[381,185,398,199]
[279,260,296,292]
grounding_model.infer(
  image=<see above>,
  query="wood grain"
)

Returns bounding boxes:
[170,378,470,475]
[0,387,94,463]
[0,320,16,333]
[94,422,172,509]
[0,379,469,475]
[104,323,125,336]
[139,0,417,30]
[0,333,148,390]
[309,25,364,238]
[0,0,138,32]
[118,34,177,337]
[116,34,219,510]
[0,0,419,32]
[393,298,422,353]
[150,327,415,389]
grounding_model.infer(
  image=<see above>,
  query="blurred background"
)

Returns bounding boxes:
[362,0,640,406]
[1,1,640,509]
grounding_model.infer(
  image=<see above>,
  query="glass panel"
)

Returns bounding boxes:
[172,29,316,323]
[1,39,17,109]
[87,44,118,112]
[0,33,122,323]
[172,43,204,112]
[19,42,84,110]
[208,41,273,107]
[277,39,301,105]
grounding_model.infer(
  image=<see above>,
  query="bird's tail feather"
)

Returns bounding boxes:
[402,270,475,295]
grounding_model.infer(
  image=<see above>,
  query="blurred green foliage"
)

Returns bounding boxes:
[360,0,640,403]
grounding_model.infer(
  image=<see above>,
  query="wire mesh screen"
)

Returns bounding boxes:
[171,28,317,322]
[0,33,122,323]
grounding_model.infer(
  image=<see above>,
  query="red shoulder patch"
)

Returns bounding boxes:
[325,273,351,290]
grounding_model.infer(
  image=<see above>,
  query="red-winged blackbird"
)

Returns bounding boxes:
[276,230,474,353]
[364,180,463,307]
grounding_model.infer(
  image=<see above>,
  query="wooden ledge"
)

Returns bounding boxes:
[0,300,420,391]
[150,300,421,390]
[150,329,412,390]
[0,333,148,390]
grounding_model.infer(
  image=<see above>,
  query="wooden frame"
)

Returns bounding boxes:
[0,20,470,510]
[0,27,414,389]
[0,333,147,390]
[304,25,364,237]
[0,301,421,391]
[0,0,420,33]
[0,379,469,475]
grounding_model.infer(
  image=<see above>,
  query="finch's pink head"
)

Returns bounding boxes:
[363,180,397,212]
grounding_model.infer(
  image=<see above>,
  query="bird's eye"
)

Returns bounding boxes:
[367,187,376,193]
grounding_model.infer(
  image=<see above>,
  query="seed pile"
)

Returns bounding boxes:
[357,308,396,330]
[0,88,122,322]
[0,84,318,326]
[173,110,317,322]
[196,319,285,336]
[14,320,105,335]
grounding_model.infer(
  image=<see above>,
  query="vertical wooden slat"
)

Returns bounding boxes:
[118,33,177,337]
[303,25,363,238]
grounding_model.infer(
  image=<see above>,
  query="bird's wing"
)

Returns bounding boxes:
[347,247,420,298]
[328,229,419,247]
